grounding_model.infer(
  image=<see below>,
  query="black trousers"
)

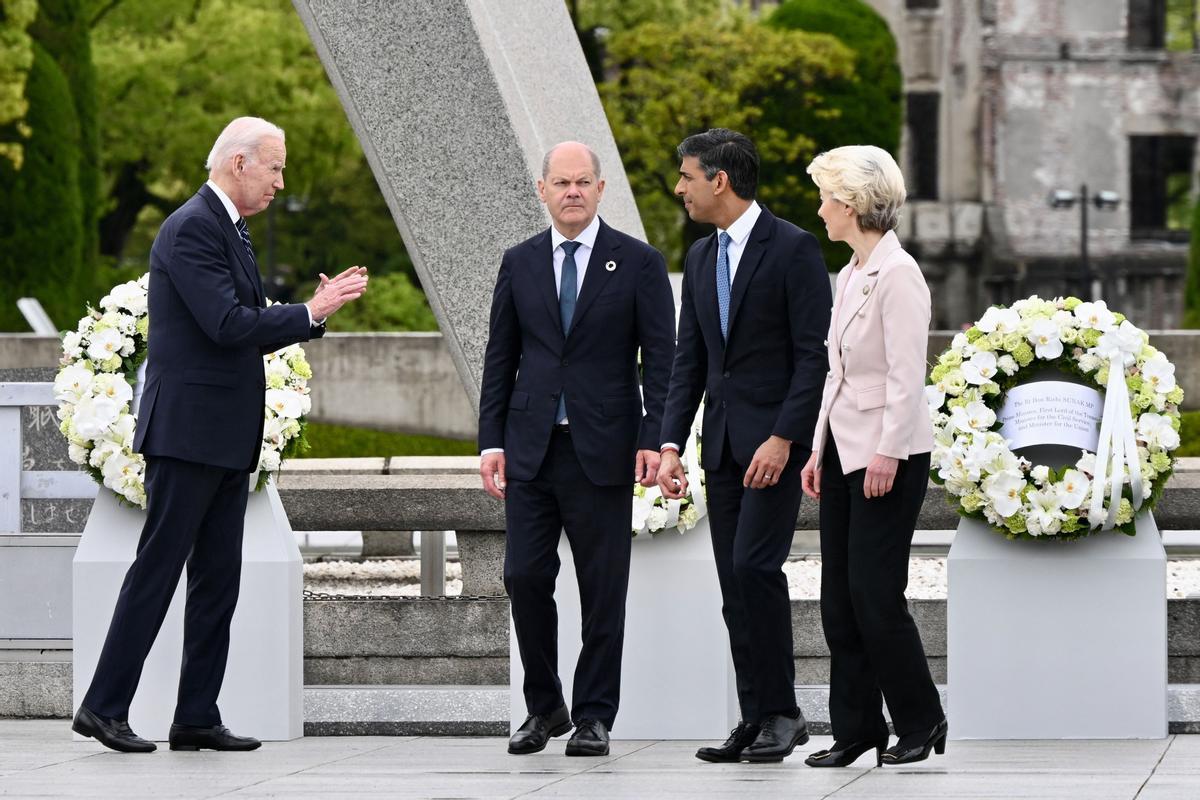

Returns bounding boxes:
[504,429,632,730]
[819,439,943,740]
[83,455,249,727]
[705,439,804,724]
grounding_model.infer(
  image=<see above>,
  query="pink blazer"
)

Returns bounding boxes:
[811,231,934,474]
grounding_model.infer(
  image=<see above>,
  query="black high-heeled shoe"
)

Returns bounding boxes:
[881,718,948,765]
[804,737,889,768]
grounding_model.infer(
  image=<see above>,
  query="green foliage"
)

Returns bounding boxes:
[1184,198,1200,328]
[766,0,902,269]
[91,0,410,297]
[302,422,477,458]
[0,37,87,330]
[0,0,38,168]
[597,9,855,268]
[327,272,437,332]
[1180,410,1200,457]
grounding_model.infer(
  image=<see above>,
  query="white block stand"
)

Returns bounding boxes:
[511,518,738,739]
[947,513,1167,739]
[73,479,303,742]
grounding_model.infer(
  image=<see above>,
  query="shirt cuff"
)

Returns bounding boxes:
[480,448,504,456]
[660,443,680,453]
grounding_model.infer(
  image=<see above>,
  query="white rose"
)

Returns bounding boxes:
[62,331,84,359]
[258,449,282,473]
[1031,465,1050,485]
[996,355,1019,376]
[68,443,89,465]
[646,506,669,532]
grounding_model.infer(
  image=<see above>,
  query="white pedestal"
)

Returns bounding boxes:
[72,480,303,741]
[510,518,738,739]
[947,513,1167,739]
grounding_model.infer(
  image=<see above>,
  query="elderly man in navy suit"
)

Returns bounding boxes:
[478,142,675,756]
[72,117,368,753]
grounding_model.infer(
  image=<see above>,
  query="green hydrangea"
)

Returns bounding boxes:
[1133,394,1153,411]
[1167,386,1184,405]
[965,327,984,342]
[1115,498,1134,525]
[1063,297,1082,310]
[961,492,985,512]
[1001,333,1023,351]
[1006,514,1028,534]
[1060,514,1082,532]
[1151,451,1171,472]
[103,355,122,372]
[1012,343,1034,366]
[289,356,312,380]
[136,317,149,337]
[930,364,950,382]
[1127,375,1144,392]
[1113,312,1126,325]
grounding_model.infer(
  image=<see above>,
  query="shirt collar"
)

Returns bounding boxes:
[717,200,761,246]
[550,215,601,252]
[205,180,241,224]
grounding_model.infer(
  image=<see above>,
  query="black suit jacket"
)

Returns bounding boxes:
[478,218,676,486]
[133,184,324,471]
[661,206,831,469]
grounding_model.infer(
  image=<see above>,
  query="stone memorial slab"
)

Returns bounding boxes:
[292,0,644,405]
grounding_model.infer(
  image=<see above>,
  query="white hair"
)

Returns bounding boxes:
[205,116,286,172]
[806,145,907,233]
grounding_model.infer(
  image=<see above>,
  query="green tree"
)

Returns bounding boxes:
[597,9,855,268]
[328,272,437,333]
[0,0,38,169]
[1184,198,1200,327]
[0,36,85,330]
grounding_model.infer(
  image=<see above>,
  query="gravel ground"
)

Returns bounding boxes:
[303,557,1200,599]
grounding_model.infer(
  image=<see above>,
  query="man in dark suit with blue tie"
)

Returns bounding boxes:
[72,117,368,753]
[658,129,831,763]
[478,142,675,757]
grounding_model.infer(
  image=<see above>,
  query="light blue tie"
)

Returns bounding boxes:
[716,231,732,342]
[556,241,581,423]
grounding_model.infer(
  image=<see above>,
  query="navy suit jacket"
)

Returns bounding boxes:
[661,207,831,469]
[478,218,676,486]
[133,184,323,472]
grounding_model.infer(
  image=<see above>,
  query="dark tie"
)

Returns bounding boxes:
[235,218,257,264]
[557,240,581,423]
[716,231,732,342]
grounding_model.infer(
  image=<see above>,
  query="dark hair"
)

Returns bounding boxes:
[676,128,759,200]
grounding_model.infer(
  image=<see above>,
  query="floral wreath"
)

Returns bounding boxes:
[53,275,313,508]
[926,296,1183,541]
[632,405,707,536]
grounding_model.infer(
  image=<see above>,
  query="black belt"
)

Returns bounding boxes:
[553,423,571,435]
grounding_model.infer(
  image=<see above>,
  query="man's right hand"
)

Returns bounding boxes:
[657,448,688,500]
[480,451,507,500]
[306,266,369,320]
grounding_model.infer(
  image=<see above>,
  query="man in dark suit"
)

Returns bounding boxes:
[72,117,368,753]
[658,128,830,763]
[479,141,675,757]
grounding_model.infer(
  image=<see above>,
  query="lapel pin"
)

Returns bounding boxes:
[605,260,617,272]
[862,286,870,295]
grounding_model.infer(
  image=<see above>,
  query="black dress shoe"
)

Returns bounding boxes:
[695,722,761,763]
[881,718,948,766]
[564,718,609,756]
[804,737,889,768]
[72,706,156,753]
[741,711,810,763]
[168,723,261,751]
[508,705,572,755]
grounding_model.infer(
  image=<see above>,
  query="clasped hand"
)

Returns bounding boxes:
[306,265,369,320]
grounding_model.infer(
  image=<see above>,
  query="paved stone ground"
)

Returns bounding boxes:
[2,721,1198,799]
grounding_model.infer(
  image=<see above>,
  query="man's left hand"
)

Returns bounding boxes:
[744,435,791,489]
[635,449,660,487]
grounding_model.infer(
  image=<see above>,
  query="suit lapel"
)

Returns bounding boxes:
[725,210,772,341]
[530,229,563,339]
[568,220,619,336]
[690,233,721,351]
[835,231,901,346]
[199,185,265,306]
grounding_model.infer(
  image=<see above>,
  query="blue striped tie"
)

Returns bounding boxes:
[556,241,581,423]
[716,231,732,342]
[235,218,257,264]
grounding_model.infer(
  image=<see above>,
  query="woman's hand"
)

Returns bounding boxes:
[863,454,899,499]
[800,451,821,500]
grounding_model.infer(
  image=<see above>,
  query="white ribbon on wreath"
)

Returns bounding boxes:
[1088,354,1145,530]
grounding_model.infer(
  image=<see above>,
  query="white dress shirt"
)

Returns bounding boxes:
[481,215,601,456]
[661,202,762,453]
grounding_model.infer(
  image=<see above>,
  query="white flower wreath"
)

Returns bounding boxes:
[926,296,1184,541]
[632,405,707,536]
[53,275,313,508]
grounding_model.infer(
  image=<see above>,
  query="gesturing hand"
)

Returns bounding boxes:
[306,266,369,320]
[863,453,899,499]
[744,435,791,489]
[480,452,507,501]
[656,449,688,499]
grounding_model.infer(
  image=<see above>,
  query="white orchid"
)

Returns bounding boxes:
[949,401,996,435]
[1074,300,1115,331]
[86,328,124,363]
[71,394,123,439]
[265,388,304,419]
[1025,488,1065,536]
[1027,318,1063,360]
[976,306,1021,334]
[1141,358,1176,394]
[962,352,998,385]
[1058,469,1090,509]
[1093,320,1145,368]
[54,365,94,402]
[983,470,1026,518]
[104,281,149,316]
[924,384,945,411]
[1136,412,1181,451]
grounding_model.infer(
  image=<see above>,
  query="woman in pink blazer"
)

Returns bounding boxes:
[799,146,946,768]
